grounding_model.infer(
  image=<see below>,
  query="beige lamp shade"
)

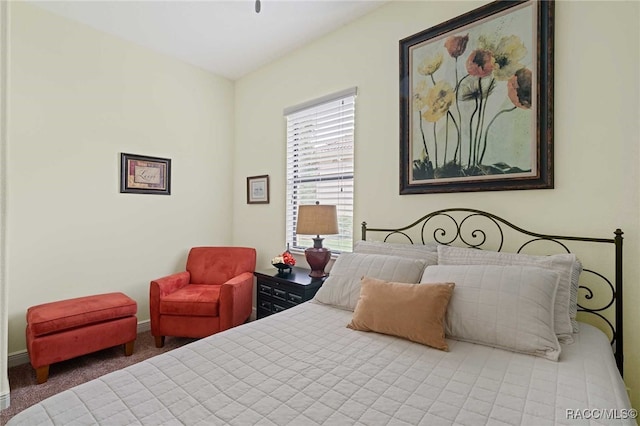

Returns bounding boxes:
[296,204,339,236]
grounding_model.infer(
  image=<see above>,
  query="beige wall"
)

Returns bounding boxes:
[233,0,640,408]
[6,2,235,352]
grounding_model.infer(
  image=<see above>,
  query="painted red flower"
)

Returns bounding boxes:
[466,49,495,78]
[507,68,532,109]
[444,34,469,58]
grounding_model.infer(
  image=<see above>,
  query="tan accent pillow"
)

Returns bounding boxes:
[347,277,454,351]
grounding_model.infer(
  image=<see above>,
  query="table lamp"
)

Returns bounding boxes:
[296,202,339,278]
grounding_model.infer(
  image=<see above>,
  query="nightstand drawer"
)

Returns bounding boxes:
[272,303,287,313]
[272,288,287,301]
[258,284,272,296]
[258,299,289,316]
[259,300,272,312]
[287,293,303,304]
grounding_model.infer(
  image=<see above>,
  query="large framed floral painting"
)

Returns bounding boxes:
[400,0,553,194]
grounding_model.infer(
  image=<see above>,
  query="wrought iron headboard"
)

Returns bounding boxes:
[361,208,624,376]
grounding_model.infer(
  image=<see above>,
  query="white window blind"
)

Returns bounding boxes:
[285,88,356,254]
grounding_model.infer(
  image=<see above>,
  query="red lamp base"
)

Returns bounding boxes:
[304,247,331,278]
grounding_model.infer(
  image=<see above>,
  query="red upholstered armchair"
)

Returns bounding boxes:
[150,247,256,348]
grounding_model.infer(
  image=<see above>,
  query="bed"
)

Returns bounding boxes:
[7,209,634,425]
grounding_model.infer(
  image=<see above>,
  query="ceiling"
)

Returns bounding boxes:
[30,0,388,80]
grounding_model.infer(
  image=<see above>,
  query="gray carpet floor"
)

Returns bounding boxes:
[0,332,195,424]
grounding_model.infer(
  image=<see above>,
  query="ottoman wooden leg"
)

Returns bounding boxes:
[154,335,165,348]
[36,365,49,384]
[125,340,135,356]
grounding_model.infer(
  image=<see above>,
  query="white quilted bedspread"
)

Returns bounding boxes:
[8,302,634,425]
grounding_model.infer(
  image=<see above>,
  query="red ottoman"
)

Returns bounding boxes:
[26,292,137,384]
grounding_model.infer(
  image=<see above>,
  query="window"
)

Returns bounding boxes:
[284,88,356,254]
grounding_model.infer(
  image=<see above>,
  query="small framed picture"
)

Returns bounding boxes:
[247,175,269,204]
[120,153,171,195]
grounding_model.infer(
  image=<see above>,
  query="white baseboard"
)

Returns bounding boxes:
[137,319,150,333]
[7,351,28,368]
[8,320,152,368]
[0,390,9,410]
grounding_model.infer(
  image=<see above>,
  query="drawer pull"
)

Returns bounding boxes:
[273,288,287,300]
[259,284,272,295]
[259,300,272,311]
[288,293,302,304]
[273,304,286,313]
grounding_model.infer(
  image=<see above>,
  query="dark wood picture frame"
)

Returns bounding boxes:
[120,153,171,195]
[247,175,270,204]
[399,0,553,194]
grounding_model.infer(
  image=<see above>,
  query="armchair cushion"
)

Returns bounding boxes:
[159,285,220,317]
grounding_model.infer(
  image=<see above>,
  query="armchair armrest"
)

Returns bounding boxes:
[149,271,191,336]
[151,271,191,297]
[219,271,254,331]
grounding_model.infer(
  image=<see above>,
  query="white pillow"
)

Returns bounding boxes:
[313,252,428,311]
[437,245,578,343]
[568,259,583,333]
[421,264,561,361]
[354,240,438,265]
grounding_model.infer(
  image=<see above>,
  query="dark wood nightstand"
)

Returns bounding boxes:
[254,267,325,319]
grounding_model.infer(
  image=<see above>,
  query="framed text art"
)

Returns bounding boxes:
[399,0,553,194]
[120,153,171,195]
[247,175,270,204]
